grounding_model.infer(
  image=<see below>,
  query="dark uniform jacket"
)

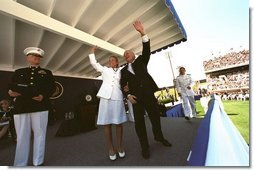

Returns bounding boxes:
[10,67,55,114]
[120,40,158,99]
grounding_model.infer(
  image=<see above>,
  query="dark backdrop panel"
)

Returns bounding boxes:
[0,70,102,119]
[0,71,13,99]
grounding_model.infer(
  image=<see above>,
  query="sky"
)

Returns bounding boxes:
[147,0,249,88]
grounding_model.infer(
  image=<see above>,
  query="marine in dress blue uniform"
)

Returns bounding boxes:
[8,47,55,166]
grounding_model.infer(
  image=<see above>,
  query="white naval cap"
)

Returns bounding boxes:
[24,47,45,57]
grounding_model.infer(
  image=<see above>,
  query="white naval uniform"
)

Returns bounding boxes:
[175,74,197,117]
[14,111,48,166]
[89,54,127,125]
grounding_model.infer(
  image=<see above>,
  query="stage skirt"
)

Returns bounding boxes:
[97,98,127,125]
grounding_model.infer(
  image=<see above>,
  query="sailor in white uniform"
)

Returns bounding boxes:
[89,46,127,161]
[175,67,197,119]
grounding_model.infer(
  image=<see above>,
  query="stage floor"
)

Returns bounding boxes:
[0,117,202,166]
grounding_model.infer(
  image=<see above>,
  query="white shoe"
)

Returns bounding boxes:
[118,151,125,158]
[109,154,117,161]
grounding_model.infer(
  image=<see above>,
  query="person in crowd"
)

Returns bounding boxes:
[89,46,127,161]
[0,100,10,139]
[0,99,16,141]
[120,20,171,159]
[175,67,197,120]
[8,47,55,166]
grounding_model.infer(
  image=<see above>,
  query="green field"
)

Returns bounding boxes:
[196,100,249,144]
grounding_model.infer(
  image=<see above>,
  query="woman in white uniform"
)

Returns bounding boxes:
[89,46,127,161]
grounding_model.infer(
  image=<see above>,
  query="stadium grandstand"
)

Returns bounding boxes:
[203,49,249,100]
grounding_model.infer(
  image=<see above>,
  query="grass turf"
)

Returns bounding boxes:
[196,100,249,144]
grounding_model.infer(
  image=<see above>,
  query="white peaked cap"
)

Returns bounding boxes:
[24,47,45,57]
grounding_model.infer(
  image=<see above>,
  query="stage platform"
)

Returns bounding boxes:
[0,117,202,166]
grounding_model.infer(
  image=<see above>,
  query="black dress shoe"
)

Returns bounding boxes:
[155,138,172,147]
[33,163,44,166]
[141,149,150,159]
[184,116,190,120]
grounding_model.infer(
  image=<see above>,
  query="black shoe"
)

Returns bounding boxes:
[155,138,172,147]
[184,116,190,120]
[141,149,150,159]
[34,163,44,166]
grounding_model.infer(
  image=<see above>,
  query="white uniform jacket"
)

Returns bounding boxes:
[89,54,123,100]
[175,74,195,97]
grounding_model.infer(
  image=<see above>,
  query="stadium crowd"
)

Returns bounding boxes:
[203,49,249,71]
[206,70,249,91]
[202,48,249,102]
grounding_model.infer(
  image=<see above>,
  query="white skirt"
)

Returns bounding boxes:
[97,98,127,125]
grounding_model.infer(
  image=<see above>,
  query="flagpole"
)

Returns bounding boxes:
[166,51,178,101]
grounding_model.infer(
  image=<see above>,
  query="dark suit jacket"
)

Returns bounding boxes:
[120,40,158,99]
[10,67,56,114]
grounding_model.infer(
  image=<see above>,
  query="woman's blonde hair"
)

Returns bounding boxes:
[109,55,119,67]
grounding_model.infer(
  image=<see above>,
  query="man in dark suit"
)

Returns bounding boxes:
[8,47,55,166]
[120,20,171,159]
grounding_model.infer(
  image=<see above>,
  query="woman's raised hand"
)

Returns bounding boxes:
[91,45,98,54]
